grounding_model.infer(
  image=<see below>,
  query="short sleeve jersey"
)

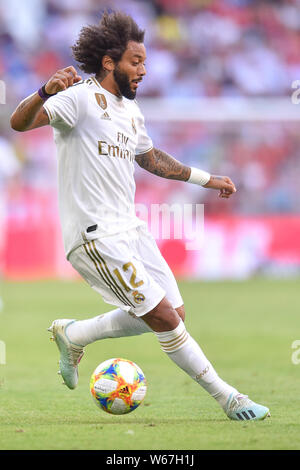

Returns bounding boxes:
[43,77,153,258]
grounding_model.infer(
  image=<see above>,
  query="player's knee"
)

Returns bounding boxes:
[142,297,180,332]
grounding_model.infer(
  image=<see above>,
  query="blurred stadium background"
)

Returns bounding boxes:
[1,0,300,282]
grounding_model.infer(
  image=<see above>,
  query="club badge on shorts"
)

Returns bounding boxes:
[132,290,145,304]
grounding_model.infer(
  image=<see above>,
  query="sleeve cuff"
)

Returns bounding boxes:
[135,146,153,156]
[43,103,55,122]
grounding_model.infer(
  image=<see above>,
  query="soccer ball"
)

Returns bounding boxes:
[90,358,147,415]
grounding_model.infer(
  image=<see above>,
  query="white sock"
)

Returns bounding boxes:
[66,308,152,347]
[155,320,238,409]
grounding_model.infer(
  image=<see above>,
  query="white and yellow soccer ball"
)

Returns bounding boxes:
[90,358,147,415]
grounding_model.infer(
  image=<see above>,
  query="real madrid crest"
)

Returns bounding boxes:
[95,93,107,110]
[132,290,145,304]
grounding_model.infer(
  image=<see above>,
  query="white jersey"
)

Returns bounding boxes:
[43,76,153,258]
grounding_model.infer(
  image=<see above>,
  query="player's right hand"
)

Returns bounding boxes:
[44,66,82,95]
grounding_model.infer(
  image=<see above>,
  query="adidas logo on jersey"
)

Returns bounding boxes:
[101,111,111,120]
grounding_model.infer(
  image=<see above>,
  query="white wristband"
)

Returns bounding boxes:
[188,167,211,186]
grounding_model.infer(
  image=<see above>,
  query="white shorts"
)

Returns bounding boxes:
[68,224,183,317]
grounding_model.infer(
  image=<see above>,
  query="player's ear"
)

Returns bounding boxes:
[102,55,115,72]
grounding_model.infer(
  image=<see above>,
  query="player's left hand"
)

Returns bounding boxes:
[203,175,237,199]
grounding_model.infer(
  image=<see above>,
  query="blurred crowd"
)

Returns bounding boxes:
[1,0,300,100]
[1,0,300,218]
[135,120,300,214]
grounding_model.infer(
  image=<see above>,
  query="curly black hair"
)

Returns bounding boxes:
[72,11,145,75]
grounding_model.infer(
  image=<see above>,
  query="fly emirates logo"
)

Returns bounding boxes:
[98,132,135,163]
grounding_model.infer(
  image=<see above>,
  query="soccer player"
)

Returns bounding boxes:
[10,11,269,421]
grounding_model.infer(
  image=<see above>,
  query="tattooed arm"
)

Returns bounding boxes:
[135,147,236,198]
[135,147,191,181]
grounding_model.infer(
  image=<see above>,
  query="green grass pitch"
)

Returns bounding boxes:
[0,278,300,450]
